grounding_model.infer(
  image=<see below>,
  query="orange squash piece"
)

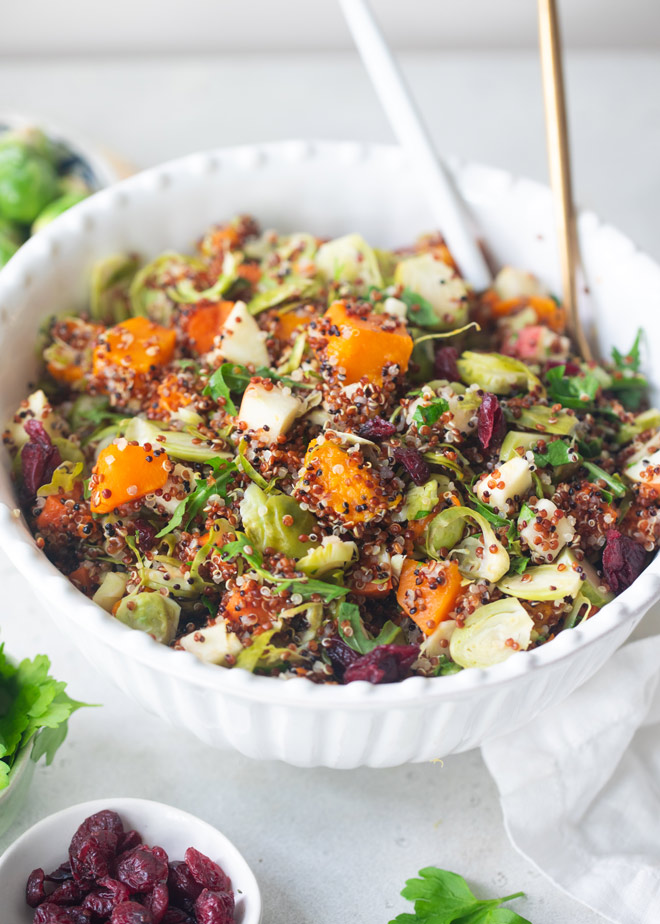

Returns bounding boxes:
[297,437,400,524]
[156,372,192,415]
[68,564,95,594]
[396,558,462,636]
[221,580,275,630]
[490,295,566,334]
[90,442,170,514]
[185,301,234,355]
[237,262,262,285]
[46,317,104,385]
[274,307,313,343]
[321,301,413,385]
[36,482,85,532]
[93,316,176,381]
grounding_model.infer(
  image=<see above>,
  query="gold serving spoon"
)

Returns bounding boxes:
[538,0,593,361]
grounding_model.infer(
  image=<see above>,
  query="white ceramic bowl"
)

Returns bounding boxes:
[0,141,658,769]
[0,797,261,923]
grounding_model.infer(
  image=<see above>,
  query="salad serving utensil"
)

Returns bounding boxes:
[338,0,492,290]
[537,0,593,361]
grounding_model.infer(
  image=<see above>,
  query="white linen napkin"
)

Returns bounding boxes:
[482,635,660,924]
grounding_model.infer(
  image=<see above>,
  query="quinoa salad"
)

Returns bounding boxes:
[5,216,660,683]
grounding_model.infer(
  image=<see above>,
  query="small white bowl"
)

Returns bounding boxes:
[0,797,262,924]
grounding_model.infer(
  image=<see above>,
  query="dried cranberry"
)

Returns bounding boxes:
[48,880,84,905]
[82,878,131,917]
[392,446,430,486]
[168,861,203,908]
[21,419,62,497]
[546,358,581,377]
[477,393,506,451]
[70,810,124,856]
[434,346,460,382]
[343,644,419,684]
[358,417,396,440]
[602,529,647,593]
[70,829,119,883]
[162,911,194,924]
[117,846,169,893]
[110,902,153,924]
[134,520,157,551]
[27,868,46,907]
[119,830,143,853]
[33,905,91,924]
[46,863,73,883]
[184,848,230,893]
[194,889,235,924]
[323,638,359,680]
[143,883,169,924]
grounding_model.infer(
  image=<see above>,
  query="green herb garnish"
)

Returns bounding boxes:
[532,440,576,469]
[221,533,349,602]
[413,398,450,430]
[336,602,403,654]
[204,361,314,415]
[0,645,91,790]
[546,365,600,409]
[389,867,530,924]
[156,458,238,538]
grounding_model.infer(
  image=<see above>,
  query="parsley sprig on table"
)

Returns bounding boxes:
[389,867,531,924]
[0,645,90,790]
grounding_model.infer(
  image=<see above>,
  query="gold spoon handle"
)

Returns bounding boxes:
[538,0,593,362]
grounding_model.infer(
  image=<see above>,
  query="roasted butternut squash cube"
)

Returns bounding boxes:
[320,301,412,385]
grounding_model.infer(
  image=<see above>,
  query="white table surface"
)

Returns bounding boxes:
[0,49,659,924]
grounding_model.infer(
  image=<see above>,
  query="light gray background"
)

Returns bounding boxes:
[0,0,659,52]
[1,6,659,923]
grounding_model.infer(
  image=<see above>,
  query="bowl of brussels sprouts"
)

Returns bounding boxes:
[0,115,121,269]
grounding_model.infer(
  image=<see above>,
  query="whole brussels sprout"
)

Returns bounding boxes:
[240,482,319,559]
[0,216,23,268]
[0,142,58,223]
[32,191,88,234]
[115,591,180,644]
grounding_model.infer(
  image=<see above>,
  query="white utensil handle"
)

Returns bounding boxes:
[339,0,492,289]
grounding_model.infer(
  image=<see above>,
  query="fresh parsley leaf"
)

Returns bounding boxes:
[284,578,349,603]
[337,602,403,654]
[175,358,200,371]
[546,365,599,409]
[533,440,576,468]
[434,655,463,676]
[0,646,92,789]
[204,362,315,414]
[414,398,450,429]
[605,374,647,411]
[612,328,643,373]
[203,363,248,414]
[399,288,439,328]
[582,461,627,498]
[508,556,530,575]
[69,397,125,431]
[389,867,529,924]
[464,488,510,530]
[577,437,602,459]
[220,532,349,602]
[156,458,237,538]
